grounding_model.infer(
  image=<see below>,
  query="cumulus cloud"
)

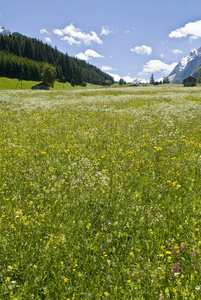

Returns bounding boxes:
[169,20,201,40]
[101,66,117,71]
[76,49,104,61]
[45,37,52,43]
[131,45,152,55]
[53,29,63,36]
[60,23,102,45]
[107,73,121,82]
[100,26,112,36]
[40,28,49,35]
[172,49,183,54]
[140,60,177,75]
[61,36,81,46]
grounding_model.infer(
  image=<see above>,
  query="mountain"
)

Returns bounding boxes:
[133,77,149,84]
[0,26,11,36]
[169,47,201,83]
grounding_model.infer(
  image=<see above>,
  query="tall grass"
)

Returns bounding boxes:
[0,85,201,299]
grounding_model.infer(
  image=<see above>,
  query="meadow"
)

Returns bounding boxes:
[0,84,201,299]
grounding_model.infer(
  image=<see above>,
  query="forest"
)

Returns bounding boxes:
[0,33,114,85]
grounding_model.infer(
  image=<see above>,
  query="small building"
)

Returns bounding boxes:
[183,76,196,87]
[102,81,112,87]
[31,82,50,90]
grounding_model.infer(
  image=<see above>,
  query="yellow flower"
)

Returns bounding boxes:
[64,278,68,283]
[195,228,199,232]
[127,280,131,283]
[159,254,164,257]
[166,251,172,255]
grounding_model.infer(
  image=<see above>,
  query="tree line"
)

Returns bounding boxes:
[0,33,114,85]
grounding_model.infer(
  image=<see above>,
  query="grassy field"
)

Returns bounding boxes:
[0,77,104,90]
[0,85,201,299]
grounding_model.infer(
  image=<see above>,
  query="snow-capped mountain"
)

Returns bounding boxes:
[169,47,201,83]
[133,77,149,84]
[0,26,11,36]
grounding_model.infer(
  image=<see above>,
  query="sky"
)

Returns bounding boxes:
[1,0,201,82]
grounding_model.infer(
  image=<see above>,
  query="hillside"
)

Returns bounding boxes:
[0,31,114,85]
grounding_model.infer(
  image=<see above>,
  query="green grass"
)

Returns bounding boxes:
[0,77,102,90]
[0,85,201,299]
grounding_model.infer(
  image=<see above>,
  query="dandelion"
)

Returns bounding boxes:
[195,228,199,232]
[64,278,68,283]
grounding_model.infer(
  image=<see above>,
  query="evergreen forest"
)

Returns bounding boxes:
[0,33,114,85]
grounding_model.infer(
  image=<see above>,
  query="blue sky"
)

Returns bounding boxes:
[1,0,201,82]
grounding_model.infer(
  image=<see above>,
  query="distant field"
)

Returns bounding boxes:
[0,77,103,90]
[1,85,201,299]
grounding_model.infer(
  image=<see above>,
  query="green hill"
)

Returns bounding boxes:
[0,33,114,85]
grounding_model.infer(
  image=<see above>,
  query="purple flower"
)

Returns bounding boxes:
[88,293,91,297]
[30,263,33,267]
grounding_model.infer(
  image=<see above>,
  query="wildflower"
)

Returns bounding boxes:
[88,293,91,297]
[166,251,172,255]
[64,278,68,283]
[127,280,131,283]
[195,228,199,232]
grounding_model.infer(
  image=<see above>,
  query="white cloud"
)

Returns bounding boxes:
[62,23,102,45]
[45,37,52,43]
[53,29,63,36]
[101,66,117,71]
[76,49,104,61]
[100,26,112,36]
[172,49,183,54]
[169,20,201,40]
[140,60,177,75]
[160,54,164,58]
[131,45,152,55]
[61,36,81,46]
[107,73,121,82]
[75,52,89,60]
[40,28,49,35]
